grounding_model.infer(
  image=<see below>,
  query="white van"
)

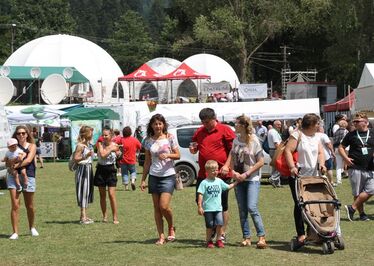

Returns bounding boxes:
[0,104,12,188]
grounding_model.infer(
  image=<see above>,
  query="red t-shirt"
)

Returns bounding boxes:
[192,122,235,180]
[119,136,142,165]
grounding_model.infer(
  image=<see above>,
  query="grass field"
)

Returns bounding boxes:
[0,162,373,265]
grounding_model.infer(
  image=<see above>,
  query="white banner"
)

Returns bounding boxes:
[238,83,268,99]
[201,82,231,95]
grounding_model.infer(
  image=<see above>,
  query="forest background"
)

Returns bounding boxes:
[1,0,373,97]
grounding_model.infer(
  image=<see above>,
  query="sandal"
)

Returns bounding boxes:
[113,220,119,224]
[155,238,166,245]
[256,236,268,249]
[167,226,176,242]
[240,238,251,247]
[102,217,108,223]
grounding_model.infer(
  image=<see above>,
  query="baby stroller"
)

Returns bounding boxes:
[290,175,345,254]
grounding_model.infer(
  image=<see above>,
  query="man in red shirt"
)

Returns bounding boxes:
[190,108,235,241]
[117,126,142,191]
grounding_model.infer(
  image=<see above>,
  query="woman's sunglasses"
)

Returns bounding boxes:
[16,132,27,135]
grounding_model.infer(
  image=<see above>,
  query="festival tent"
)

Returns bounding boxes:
[61,107,119,121]
[161,63,210,80]
[323,91,355,112]
[118,64,162,81]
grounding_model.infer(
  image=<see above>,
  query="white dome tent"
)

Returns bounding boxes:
[184,53,240,88]
[4,34,124,103]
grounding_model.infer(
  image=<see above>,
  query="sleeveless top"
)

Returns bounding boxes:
[77,143,93,165]
[18,143,36,177]
[97,142,117,165]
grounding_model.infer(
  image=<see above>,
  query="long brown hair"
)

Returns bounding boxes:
[12,125,34,144]
[236,114,254,145]
[77,125,93,143]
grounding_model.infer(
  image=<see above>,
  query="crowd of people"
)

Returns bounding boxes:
[2,108,373,252]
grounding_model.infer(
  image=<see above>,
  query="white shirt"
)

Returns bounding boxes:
[267,128,282,149]
[292,131,320,176]
[316,132,331,160]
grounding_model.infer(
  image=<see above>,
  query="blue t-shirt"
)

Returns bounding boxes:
[197,178,230,212]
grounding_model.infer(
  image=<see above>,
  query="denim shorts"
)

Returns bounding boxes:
[7,174,36,192]
[148,174,175,194]
[325,158,333,170]
[204,211,223,228]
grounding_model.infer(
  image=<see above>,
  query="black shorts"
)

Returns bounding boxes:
[195,178,230,212]
[94,164,117,187]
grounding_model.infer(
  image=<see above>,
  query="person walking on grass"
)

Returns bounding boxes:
[267,120,283,187]
[197,160,238,248]
[225,115,268,249]
[95,127,121,224]
[73,126,95,224]
[190,108,236,242]
[140,114,180,245]
[117,126,142,191]
[333,119,349,184]
[339,112,374,222]
[7,125,39,240]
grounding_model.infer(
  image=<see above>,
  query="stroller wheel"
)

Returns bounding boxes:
[322,241,335,254]
[334,236,345,250]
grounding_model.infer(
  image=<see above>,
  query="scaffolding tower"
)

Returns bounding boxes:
[281,69,317,98]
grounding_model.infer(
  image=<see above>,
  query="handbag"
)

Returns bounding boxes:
[175,173,184,190]
[272,132,301,177]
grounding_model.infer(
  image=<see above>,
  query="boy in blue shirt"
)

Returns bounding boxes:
[197,160,238,248]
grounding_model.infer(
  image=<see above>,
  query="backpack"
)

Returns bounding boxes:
[68,155,78,172]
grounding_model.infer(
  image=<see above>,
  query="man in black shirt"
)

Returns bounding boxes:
[339,112,374,221]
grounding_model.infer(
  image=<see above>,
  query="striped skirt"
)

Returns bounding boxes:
[75,163,94,208]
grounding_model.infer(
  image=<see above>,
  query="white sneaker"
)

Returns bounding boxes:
[9,233,19,240]
[30,227,39,237]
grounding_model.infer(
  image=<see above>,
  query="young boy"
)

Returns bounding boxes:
[197,160,237,248]
[2,138,27,192]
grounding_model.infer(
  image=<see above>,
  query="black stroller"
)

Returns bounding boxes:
[290,175,345,254]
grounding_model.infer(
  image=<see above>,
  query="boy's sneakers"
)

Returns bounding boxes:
[9,233,18,240]
[206,241,214,248]
[345,205,355,221]
[30,228,39,237]
[216,239,225,248]
[360,212,370,221]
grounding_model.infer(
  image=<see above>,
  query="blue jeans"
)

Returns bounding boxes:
[235,181,265,238]
[120,164,137,184]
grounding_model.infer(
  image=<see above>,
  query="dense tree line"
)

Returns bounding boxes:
[0,0,373,96]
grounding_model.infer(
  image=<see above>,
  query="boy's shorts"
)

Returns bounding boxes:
[204,211,223,229]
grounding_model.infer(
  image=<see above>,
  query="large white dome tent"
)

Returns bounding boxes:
[183,53,240,88]
[4,34,124,103]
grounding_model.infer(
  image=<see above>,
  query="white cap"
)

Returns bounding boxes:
[7,138,18,147]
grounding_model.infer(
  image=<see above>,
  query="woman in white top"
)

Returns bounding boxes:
[226,115,267,249]
[74,126,95,224]
[94,128,120,224]
[284,113,326,249]
[140,114,180,245]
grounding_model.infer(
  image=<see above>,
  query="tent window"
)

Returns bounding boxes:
[177,79,198,98]
[111,82,124,98]
[139,82,158,100]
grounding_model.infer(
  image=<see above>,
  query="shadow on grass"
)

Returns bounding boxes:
[105,238,207,248]
[0,234,10,239]
[45,220,80,225]
[268,240,329,255]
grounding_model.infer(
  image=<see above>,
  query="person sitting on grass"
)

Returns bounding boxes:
[2,138,28,192]
[197,160,238,248]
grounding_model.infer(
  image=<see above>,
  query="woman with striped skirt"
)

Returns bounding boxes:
[74,126,94,224]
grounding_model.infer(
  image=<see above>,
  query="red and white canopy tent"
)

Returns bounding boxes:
[161,62,210,101]
[323,91,355,112]
[118,63,163,100]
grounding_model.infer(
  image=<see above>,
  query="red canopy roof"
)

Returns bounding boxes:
[323,91,355,112]
[118,64,162,81]
[162,63,210,80]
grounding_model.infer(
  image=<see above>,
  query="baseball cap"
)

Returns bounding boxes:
[7,138,18,147]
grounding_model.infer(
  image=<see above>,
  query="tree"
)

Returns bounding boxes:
[108,10,155,73]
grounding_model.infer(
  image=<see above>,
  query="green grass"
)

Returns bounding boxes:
[0,162,373,265]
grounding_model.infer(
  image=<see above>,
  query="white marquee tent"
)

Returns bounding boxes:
[4,34,124,103]
[354,63,374,112]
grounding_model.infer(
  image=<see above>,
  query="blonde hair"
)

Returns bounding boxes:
[354,112,368,120]
[77,125,93,143]
[205,160,219,170]
[236,114,254,145]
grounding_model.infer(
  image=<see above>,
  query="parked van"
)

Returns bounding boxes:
[0,104,12,188]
